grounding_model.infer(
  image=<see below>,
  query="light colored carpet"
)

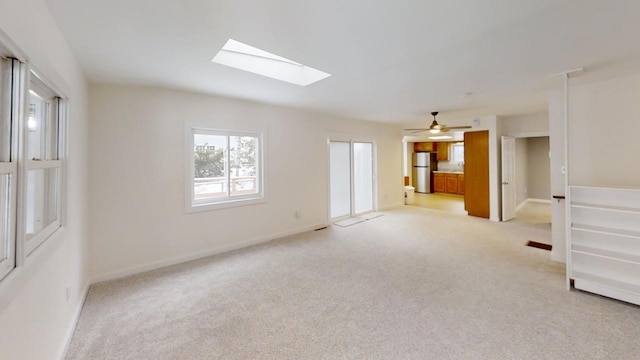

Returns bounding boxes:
[66,206,640,359]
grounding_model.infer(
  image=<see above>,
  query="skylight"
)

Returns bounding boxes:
[212,39,331,86]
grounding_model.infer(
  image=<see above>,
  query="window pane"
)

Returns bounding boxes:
[330,141,351,219]
[47,167,59,223]
[0,58,10,162]
[452,143,464,162]
[25,168,58,236]
[229,136,258,197]
[0,174,10,262]
[193,134,227,201]
[353,142,373,214]
[27,92,48,160]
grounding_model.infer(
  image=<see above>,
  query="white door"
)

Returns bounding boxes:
[501,136,516,221]
[329,141,351,219]
[329,140,375,220]
[353,142,374,214]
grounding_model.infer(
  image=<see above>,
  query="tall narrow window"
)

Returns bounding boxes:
[0,56,19,280]
[188,128,263,211]
[23,74,64,255]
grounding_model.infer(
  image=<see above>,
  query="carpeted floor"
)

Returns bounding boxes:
[66,206,640,359]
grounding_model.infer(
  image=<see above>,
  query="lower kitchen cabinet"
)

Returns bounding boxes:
[433,173,445,193]
[434,173,464,195]
[445,174,458,193]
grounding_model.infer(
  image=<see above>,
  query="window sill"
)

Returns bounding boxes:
[186,196,266,214]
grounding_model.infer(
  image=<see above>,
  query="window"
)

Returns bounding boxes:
[0,55,19,281]
[451,142,464,163]
[23,75,64,255]
[0,46,66,282]
[187,128,263,211]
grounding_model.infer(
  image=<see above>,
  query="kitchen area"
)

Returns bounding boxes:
[406,139,467,214]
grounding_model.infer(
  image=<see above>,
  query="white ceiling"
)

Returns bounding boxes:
[44,0,640,127]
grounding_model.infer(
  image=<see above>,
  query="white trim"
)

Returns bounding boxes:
[515,197,551,213]
[91,222,329,284]
[58,281,90,360]
[550,250,565,263]
[24,220,61,255]
[0,29,27,62]
[25,160,61,170]
[0,163,16,173]
[378,203,404,211]
[507,131,550,138]
[527,198,551,204]
[574,278,640,307]
[184,125,265,213]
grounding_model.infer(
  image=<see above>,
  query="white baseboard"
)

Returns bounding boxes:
[527,198,551,204]
[379,202,403,210]
[550,250,566,263]
[90,222,329,284]
[515,201,528,212]
[516,198,552,212]
[58,280,90,360]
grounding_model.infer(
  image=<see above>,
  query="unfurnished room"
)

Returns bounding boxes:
[1,1,640,359]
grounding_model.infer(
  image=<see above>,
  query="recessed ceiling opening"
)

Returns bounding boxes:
[212,39,331,86]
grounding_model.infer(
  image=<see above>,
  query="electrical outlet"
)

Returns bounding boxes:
[384,193,388,199]
[65,287,70,302]
[295,210,301,219]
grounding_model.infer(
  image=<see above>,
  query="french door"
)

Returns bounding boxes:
[329,140,374,220]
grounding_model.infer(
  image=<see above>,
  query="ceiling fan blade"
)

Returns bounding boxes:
[444,126,472,130]
[404,128,429,131]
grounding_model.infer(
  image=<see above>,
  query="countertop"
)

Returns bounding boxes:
[433,171,464,174]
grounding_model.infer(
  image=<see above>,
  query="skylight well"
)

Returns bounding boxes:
[212,39,331,86]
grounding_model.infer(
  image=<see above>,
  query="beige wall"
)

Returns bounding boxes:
[568,73,640,187]
[501,113,549,136]
[527,137,550,200]
[549,71,640,262]
[89,85,403,281]
[0,0,90,359]
[515,138,528,206]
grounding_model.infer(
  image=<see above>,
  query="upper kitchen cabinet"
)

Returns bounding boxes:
[437,142,449,161]
[414,142,436,152]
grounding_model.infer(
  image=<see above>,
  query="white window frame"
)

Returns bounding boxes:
[185,127,265,213]
[0,56,21,281]
[19,71,66,256]
[451,142,464,163]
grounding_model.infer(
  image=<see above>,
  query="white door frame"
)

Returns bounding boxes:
[501,136,516,222]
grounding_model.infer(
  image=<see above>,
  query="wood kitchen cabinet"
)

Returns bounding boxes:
[433,173,445,193]
[414,142,435,152]
[434,173,464,194]
[437,142,449,161]
[445,174,458,193]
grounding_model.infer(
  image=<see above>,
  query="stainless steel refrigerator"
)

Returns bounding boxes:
[412,152,437,193]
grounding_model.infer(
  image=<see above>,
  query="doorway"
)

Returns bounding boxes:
[329,140,375,220]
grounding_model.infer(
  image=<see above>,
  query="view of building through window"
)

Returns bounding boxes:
[192,132,259,204]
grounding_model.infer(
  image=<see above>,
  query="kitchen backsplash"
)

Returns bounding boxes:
[437,160,464,172]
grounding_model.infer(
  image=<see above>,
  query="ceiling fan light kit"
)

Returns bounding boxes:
[404,111,472,134]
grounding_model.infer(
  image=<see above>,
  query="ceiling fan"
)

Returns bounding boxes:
[405,112,472,134]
